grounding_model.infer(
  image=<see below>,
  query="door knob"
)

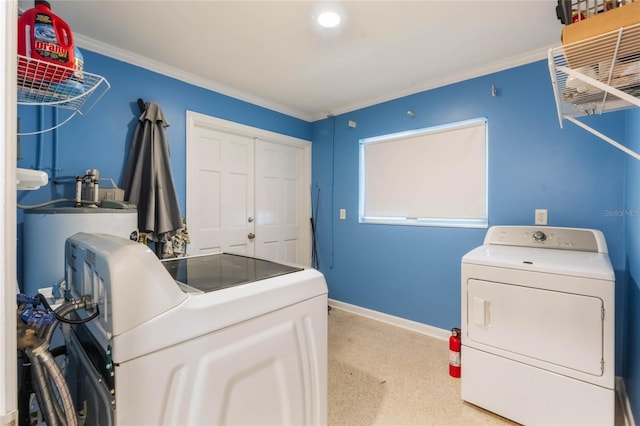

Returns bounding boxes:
[248,233,255,240]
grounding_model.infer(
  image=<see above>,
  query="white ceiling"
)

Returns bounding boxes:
[21,1,564,121]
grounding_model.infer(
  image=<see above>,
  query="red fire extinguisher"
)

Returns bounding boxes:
[449,327,461,378]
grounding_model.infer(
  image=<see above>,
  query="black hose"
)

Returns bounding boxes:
[55,307,99,325]
[37,295,99,343]
[49,345,67,358]
[311,186,320,269]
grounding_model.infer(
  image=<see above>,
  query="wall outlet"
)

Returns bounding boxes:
[535,209,548,226]
[339,209,346,220]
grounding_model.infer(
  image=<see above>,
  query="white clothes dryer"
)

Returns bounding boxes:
[461,226,615,425]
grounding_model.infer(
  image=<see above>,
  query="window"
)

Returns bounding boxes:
[359,118,487,228]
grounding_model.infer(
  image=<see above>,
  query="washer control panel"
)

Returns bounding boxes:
[484,226,607,253]
[532,231,547,242]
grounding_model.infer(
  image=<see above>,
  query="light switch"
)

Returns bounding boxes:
[339,209,346,220]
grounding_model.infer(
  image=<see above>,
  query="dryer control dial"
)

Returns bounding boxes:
[532,231,547,242]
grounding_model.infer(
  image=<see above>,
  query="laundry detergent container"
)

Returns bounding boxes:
[22,206,138,296]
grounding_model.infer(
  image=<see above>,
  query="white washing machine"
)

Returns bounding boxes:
[63,232,328,425]
[461,226,615,425]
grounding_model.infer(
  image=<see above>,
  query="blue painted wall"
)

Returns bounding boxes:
[16,49,310,284]
[624,107,640,421]
[312,59,626,331]
[18,49,310,210]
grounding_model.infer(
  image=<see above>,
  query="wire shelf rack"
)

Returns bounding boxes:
[17,55,110,135]
[549,22,640,119]
[548,21,640,160]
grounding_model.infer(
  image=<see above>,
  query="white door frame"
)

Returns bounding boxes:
[2,0,18,423]
[186,111,312,265]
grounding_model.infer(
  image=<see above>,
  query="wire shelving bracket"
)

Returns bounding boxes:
[548,22,640,160]
[17,54,110,135]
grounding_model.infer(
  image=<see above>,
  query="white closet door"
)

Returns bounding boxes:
[186,112,311,265]
[187,124,254,256]
[254,139,304,264]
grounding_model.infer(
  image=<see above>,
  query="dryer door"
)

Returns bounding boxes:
[466,279,603,376]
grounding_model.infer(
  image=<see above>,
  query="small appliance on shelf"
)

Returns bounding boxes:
[16,168,47,190]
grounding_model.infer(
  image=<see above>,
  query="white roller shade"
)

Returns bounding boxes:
[359,119,487,227]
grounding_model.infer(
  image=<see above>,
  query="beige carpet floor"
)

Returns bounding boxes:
[328,307,627,425]
[328,307,516,426]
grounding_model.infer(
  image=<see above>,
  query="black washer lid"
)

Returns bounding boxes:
[162,253,303,293]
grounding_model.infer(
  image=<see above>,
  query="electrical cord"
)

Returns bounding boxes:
[330,115,336,269]
[17,198,74,209]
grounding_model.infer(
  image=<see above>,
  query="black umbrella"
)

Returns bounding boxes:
[122,100,182,246]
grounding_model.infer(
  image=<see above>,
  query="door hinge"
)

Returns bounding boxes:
[601,359,605,374]
[601,305,605,320]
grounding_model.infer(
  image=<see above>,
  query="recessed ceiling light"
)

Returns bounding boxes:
[317,11,340,28]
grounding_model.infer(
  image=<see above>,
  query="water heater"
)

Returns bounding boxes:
[22,206,138,295]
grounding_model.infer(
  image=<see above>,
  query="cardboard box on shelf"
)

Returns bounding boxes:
[560,2,640,69]
[562,2,640,45]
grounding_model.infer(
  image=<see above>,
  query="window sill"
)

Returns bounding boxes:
[359,217,488,228]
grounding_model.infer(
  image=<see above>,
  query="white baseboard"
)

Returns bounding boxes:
[616,376,636,426]
[328,298,450,341]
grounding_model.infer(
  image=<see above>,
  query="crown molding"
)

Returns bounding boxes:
[311,44,560,122]
[74,33,313,122]
[74,33,558,125]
